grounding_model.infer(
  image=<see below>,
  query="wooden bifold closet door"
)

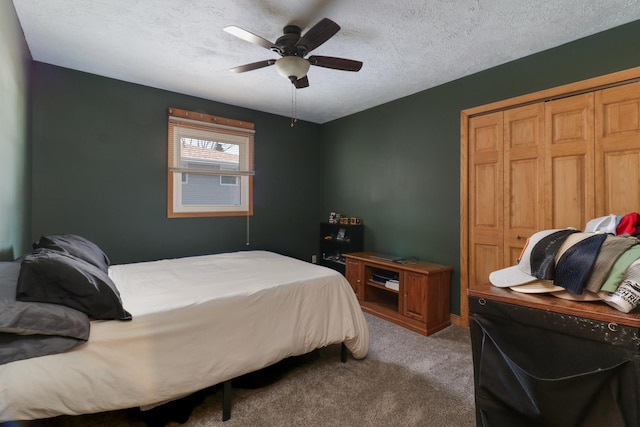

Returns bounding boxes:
[461,69,640,325]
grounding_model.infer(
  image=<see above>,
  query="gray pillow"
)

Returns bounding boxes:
[0,261,90,364]
[33,234,110,273]
[16,249,131,321]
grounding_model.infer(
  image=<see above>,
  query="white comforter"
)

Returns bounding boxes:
[0,250,369,421]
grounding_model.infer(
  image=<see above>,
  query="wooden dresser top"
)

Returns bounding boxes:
[344,252,452,274]
[469,282,640,327]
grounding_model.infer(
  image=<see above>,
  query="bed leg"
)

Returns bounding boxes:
[341,342,348,363]
[222,379,232,421]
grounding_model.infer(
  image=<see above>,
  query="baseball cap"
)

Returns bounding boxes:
[489,228,577,288]
[616,212,640,236]
[509,280,564,294]
[550,289,602,301]
[553,233,607,294]
[584,214,617,234]
[583,235,639,293]
[528,228,579,280]
[598,244,640,294]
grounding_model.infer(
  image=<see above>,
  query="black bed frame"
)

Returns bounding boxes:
[221,342,350,421]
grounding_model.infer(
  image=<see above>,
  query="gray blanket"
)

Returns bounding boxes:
[0,261,89,365]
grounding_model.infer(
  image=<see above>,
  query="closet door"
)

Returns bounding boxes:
[503,103,545,266]
[595,81,640,216]
[468,112,503,289]
[544,93,595,229]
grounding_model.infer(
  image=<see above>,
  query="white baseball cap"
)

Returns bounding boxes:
[489,229,577,288]
[584,214,617,234]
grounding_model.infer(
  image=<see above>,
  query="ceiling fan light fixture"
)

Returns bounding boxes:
[275,56,310,82]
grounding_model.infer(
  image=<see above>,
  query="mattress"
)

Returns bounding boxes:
[0,250,369,421]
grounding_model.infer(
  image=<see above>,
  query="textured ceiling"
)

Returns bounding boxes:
[12,0,640,123]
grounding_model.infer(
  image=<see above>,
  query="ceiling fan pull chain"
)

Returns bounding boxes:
[291,83,298,127]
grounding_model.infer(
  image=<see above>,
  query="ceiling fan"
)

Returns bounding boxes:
[224,18,363,89]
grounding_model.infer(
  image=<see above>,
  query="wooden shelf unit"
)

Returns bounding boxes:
[344,252,452,336]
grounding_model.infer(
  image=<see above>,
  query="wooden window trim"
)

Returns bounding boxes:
[167,108,254,218]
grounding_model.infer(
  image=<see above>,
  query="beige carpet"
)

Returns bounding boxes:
[29,313,476,427]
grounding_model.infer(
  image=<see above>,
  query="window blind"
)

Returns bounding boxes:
[168,108,254,176]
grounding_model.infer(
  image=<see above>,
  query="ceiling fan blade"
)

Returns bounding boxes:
[224,26,281,53]
[308,55,362,72]
[229,59,276,73]
[294,76,309,89]
[295,18,340,54]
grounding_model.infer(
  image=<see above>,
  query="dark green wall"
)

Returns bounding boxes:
[30,63,323,264]
[0,1,31,260]
[322,19,640,315]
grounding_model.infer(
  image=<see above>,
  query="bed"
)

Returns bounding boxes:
[0,242,369,423]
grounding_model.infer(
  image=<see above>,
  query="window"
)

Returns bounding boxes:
[220,175,238,186]
[219,164,239,186]
[167,108,254,217]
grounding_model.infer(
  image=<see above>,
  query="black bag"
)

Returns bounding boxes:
[469,298,640,427]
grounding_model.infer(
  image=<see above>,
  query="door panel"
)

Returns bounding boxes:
[504,104,545,265]
[469,112,503,289]
[473,243,501,287]
[403,272,427,322]
[550,155,588,228]
[596,81,640,216]
[545,93,595,229]
[345,259,362,299]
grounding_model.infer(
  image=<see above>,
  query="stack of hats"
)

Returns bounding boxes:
[489,213,640,313]
[585,212,640,237]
